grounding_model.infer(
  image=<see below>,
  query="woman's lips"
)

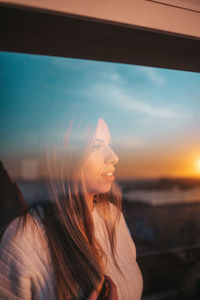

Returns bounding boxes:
[101,171,115,181]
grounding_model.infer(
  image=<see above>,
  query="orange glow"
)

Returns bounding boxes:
[4,151,200,180]
[197,159,200,173]
[114,150,200,179]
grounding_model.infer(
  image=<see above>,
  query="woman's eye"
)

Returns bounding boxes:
[93,144,102,150]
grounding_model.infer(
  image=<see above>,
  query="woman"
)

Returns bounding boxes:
[0,117,143,300]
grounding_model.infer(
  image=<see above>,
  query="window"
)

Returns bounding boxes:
[1,4,200,299]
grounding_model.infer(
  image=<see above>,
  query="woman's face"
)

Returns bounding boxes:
[82,118,119,195]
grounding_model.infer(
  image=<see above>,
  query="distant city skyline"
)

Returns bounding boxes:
[1,51,200,179]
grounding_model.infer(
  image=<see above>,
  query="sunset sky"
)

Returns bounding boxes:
[0,51,200,179]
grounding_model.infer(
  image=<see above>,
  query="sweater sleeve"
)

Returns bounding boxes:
[0,215,53,300]
[0,219,33,299]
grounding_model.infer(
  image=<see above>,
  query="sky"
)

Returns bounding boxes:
[0,51,200,179]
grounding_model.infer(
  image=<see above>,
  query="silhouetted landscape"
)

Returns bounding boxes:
[119,178,200,299]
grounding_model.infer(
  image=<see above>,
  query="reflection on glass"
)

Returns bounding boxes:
[1,51,200,298]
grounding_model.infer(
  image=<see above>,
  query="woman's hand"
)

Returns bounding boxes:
[104,275,118,300]
[87,275,118,300]
[87,290,98,300]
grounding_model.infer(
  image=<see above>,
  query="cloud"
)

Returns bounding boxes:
[49,58,189,120]
[93,83,188,119]
[138,67,167,86]
[99,71,125,83]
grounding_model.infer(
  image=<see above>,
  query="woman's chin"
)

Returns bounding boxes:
[98,183,113,194]
[86,180,113,195]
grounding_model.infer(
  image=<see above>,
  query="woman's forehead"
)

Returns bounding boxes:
[95,118,111,142]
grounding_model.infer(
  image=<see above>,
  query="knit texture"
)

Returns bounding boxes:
[0,206,143,299]
[93,207,143,300]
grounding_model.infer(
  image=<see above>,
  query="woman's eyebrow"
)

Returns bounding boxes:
[94,139,104,143]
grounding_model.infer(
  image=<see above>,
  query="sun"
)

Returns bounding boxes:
[197,159,200,173]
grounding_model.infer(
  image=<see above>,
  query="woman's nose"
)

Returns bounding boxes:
[105,146,119,165]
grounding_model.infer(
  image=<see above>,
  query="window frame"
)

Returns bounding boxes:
[0,3,200,73]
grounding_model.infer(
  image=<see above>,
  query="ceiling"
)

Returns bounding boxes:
[148,0,200,13]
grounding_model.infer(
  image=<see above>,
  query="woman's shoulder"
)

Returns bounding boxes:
[0,207,54,299]
[0,209,50,279]
[1,209,47,253]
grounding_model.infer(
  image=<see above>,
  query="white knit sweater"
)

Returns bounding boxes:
[0,206,143,300]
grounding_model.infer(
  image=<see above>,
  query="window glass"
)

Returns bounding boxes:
[1,51,200,297]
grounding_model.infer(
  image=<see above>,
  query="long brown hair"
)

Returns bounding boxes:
[23,114,122,299]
